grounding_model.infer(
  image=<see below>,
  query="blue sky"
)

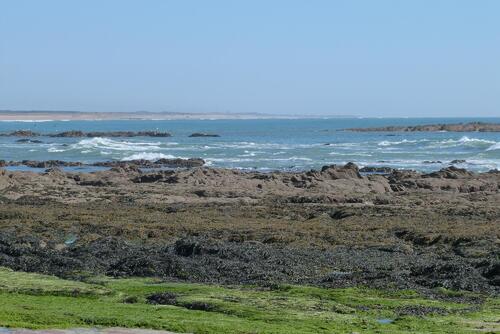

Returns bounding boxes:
[1,0,499,116]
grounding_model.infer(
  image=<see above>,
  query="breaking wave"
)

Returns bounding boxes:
[486,142,500,151]
[121,153,178,161]
[429,136,496,148]
[72,137,162,151]
[377,139,421,146]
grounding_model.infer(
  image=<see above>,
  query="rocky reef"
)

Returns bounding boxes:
[346,122,500,132]
[0,163,498,294]
[0,130,172,137]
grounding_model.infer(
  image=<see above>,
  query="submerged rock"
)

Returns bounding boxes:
[15,138,43,144]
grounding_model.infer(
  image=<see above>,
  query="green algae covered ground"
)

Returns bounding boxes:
[0,267,498,334]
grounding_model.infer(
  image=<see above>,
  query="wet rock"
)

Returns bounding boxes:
[425,166,473,179]
[346,122,500,132]
[1,130,40,137]
[16,138,43,144]
[359,166,393,174]
[49,131,172,137]
[94,158,204,169]
[189,133,220,137]
[320,163,362,179]
[50,130,85,137]
[21,160,83,168]
[451,159,467,164]
[133,171,179,183]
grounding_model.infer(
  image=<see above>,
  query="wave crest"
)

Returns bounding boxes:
[74,137,162,151]
[121,153,178,161]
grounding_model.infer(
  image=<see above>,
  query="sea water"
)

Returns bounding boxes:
[1,117,500,172]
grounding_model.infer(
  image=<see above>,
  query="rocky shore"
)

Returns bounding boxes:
[0,130,172,137]
[346,121,500,132]
[0,163,498,295]
[0,158,205,169]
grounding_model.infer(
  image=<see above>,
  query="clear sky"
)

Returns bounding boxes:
[1,0,499,117]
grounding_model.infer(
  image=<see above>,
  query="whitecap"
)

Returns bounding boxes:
[47,147,66,153]
[377,139,421,146]
[431,136,496,148]
[486,142,500,151]
[121,152,178,161]
[73,137,162,151]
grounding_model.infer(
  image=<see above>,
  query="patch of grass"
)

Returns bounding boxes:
[0,267,109,297]
[0,267,498,333]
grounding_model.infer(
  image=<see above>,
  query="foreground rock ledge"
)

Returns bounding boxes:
[0,163,499,294]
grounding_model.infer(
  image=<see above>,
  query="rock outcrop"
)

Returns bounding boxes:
[346,122,500,132]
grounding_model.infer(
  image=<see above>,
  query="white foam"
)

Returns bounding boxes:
[377,139,423,146]
[433,136,496,147]
[47,147,66,152]
[73,137,162,151]
[486,142,500,151]
[121,152,178,161]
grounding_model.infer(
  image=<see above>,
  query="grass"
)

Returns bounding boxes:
[0,267,498,333]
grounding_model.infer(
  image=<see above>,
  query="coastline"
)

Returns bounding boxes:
[0,111,349,121]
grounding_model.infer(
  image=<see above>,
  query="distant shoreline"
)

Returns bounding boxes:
[0,111,356,121]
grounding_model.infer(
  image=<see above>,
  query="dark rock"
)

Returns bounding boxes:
[49,131,172,137]
[50,130,85,137]
[425,166,473,179]
[328,208,356,220]
[146,292,178,305]
[181,301,216,311]
[1,130,40,137]
[16,139,43,144]
[320,163,361,179]
[360,166,393,174]
[189,133,220,137]
[346,122,500,132]
[21,160,82,168]
[94,158,204,169]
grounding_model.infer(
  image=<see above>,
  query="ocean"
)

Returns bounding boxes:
[1,117,500,172]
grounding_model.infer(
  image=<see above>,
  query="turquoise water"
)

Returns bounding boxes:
[1,117,500,172]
